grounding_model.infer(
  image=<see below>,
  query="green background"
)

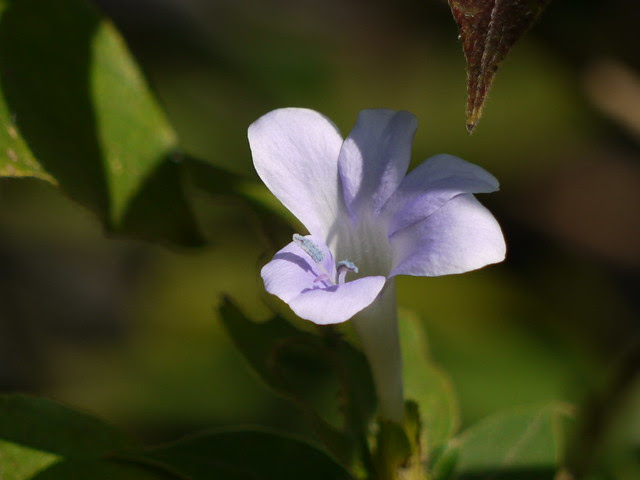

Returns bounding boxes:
[0,0,638,478]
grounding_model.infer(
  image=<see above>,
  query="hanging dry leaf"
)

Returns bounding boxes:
[448,0,552,133]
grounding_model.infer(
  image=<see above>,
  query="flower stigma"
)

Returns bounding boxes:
[336,260,358,284]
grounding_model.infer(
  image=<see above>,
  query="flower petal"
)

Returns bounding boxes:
[289,276,387,325]
[261,237,336,304]
[338,109,417,219]
[261,238,386,325]
[249,108,344,239]
[389,194,506,277]
[385,154,499,235]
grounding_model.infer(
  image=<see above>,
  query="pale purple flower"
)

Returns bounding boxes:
[248,108,506,326]
[249,108,505,422]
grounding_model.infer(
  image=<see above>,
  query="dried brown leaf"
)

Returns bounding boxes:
[448,0,552,132]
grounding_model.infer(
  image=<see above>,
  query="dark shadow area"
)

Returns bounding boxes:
[184,156,295,250]
[120,153,295,248]
[456,467,557,480]
[119,154,205,247]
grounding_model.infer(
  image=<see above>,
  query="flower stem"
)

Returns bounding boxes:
[353,280,404,424]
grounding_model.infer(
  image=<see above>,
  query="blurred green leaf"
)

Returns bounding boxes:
[373,419,414,480]
[448,0,552,132]
[0,441,60,480]
[138,429,354,480]
[0,0,176,227]
[0,394,174,479]
[182,156,295,248]
[29,459,176,480]
[0,89,51,183]
[219,298,375,468]
[431,441,460,480]
[0,394,136,458]
[454,404,573,479]
[119,155,205,246]
[90,17,177,225]
[399,311,460,453]
[113,152,294,247]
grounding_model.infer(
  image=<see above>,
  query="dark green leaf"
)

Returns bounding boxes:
[454,404,573,479]
[0,0,176,226]
[119,153,294,247]
[219,298,375,467]
[119,155,205,246]
[0,394,174,480]
[0,93,51,183]
[448,0,552,132]
[29,459,177,480]
[138,429,354,480]
[400,311,460,453]
[0,394,136,458]
[184,157,296,249]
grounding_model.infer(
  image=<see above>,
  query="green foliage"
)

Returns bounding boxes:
[0,394,172,480]
[25,460,175,480]
[372,419,414,480]
[431,442,460,480]
[400,311,461,454]
[0,394,136,459]
[0,0,298,247]
[0,394,356,480]
[0,2,51,183]
[139,429,354,480]
[0,0,632,478]
[0,90,51,183]
[183,156,296,248]
[453,404,573,479]
[219,298,376,469]
[0,0,176,227]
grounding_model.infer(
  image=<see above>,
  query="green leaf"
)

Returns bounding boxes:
[90,19,177,225]
[119,155,206,246]
[0,2,52,183]
[0,394,136,458]
[0,0,176,226]
[448,0,553,132]
[431,441,460,480]
[219,298,376,468]
[137,429,354,480]
[399,311,460,453]
[0,394,176,480]
[183,157,296,248]
[0,440,60,480]
[29,459,176,480]
[0,93,51,183]
[454,404,573,479]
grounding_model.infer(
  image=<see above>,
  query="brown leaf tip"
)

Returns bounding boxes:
[466,122,476,134]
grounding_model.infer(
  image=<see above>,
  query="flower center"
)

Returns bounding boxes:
[329,212,393,279]
[293,234,358,285]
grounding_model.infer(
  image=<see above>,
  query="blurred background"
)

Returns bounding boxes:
[0,0,638,477]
